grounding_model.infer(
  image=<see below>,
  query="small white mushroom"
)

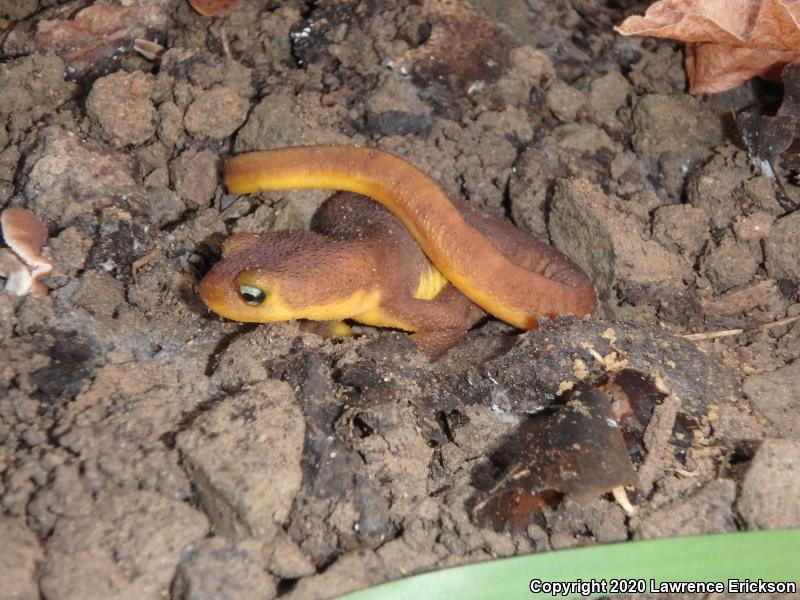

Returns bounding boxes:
[1,207,52,295]
[0,248,33,296]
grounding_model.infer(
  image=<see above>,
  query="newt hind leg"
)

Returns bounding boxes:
[380,285,484,360]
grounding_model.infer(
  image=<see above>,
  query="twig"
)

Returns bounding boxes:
[219,25,232,60]
[756,314,800,331]
[132,250,161,279]
[682,329,743,341]
[673,467,699,478]
[682,314,800,341]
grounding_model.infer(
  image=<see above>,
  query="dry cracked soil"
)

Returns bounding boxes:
[1,1,799,599]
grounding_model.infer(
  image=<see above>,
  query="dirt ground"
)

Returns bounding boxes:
[1,1,799,599]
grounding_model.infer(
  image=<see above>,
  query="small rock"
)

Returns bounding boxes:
[177,381,305,540]
[738,334,788,373]
[632,94,725,163]
[550,178,686,301]
[451,405,513,458]
[743,361,800,439]
[177,52,254,101]
[45,226,93,287]
[40,491,209,600]
[184,86,249,139]
[159,101,186,148]
[588,71,632,131]
[22,127,154,274]
[25,462,94,537]
[764,210,800,283]
[396,0,510,113]
[147,186,186,227]
[0,517,42,600]
[743,174,783,215]
[171,537,278,600]
[23,127,146,228]
[0,54,74,141]
[375,534,443,577]
[509,45,554,81]
[495,45,553,106]
[701,279,789,329]
[686,147,764,229]
[631,479,737,539]
[262,530,316,579]
[71,270,125,318]
[658,151,705,199]
[651,204,709,257]
[53,361,206,498]
[144,166,169,189]
[629,45,686,94]
[0,0,38,20]
[456,109,532,208]
[86,71,156,146]
[508,125,619,238]
[233,90,348,153]
[776,316,800,362]
[365,73,432,136]
[333,400,432,522]
[555,122,617,154]
[170,149,219,208]
[159,207,227,261]
[545,80,586,123]
[136,142,170,174]
[738,439,800,529]
[700,237,759,293]
[548,498,628,546]
[733,211,774,242]
[709,402,765,443]
[283,551,385,600]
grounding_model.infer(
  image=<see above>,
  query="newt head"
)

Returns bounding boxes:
[198,256,278,323]
[199,230,383,324]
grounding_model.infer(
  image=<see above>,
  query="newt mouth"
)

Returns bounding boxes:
[198,265,240,320]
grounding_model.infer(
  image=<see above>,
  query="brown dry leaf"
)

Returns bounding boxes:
[471,386,638,531]
[188,0,238,17]
[616,0,800,93]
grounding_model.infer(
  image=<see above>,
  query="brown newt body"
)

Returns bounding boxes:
[199,146,597,358]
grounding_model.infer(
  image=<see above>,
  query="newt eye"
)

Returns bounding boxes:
[238,284,267,305]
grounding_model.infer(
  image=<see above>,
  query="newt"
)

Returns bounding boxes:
[199,146,597,357]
